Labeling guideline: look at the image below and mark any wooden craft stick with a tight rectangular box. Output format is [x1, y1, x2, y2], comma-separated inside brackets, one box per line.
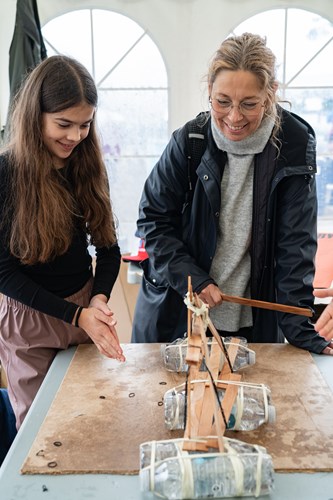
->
[187, 276, 193, 339]
[220, 292, 313, 317]
[207, 317, 234, 373]
[198, 317, 225, 452]
[185, 276, 193, 440]
[197, 342, 224, 436]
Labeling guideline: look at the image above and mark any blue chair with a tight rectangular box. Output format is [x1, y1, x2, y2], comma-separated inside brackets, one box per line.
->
[0, 388, 17, 465]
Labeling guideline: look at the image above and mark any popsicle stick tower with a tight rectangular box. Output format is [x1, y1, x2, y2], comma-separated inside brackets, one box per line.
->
[182, 277, 242, 453]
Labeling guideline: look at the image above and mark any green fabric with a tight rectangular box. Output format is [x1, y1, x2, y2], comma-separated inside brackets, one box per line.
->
[8, 0, 47, 101]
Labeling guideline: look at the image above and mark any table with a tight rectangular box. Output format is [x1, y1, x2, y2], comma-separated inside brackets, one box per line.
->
[1, 346, 333, 500]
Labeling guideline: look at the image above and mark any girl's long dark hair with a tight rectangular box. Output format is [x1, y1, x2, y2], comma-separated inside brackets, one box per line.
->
[3, 55, 117, 265]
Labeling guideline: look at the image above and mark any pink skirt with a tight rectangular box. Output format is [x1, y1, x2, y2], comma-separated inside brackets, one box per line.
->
[0, 279, 93, 429]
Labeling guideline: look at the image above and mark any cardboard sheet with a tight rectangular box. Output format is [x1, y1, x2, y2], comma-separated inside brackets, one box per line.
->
[225, 344, 333, 472]
[21, 343, 333, 474]
[21, 344, 183, 475]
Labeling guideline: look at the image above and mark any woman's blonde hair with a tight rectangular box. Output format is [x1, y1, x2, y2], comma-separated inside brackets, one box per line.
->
[207, 32, 281, 146]
[3, 55, 117, 265]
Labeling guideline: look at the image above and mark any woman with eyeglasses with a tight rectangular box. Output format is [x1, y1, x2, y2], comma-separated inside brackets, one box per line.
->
[132, 32, 332, 356]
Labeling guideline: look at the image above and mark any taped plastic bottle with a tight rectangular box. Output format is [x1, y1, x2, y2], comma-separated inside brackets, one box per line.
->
[164, 382, 276, 431]
[140, 437, 274, 499]
[161, 336, 255, 373]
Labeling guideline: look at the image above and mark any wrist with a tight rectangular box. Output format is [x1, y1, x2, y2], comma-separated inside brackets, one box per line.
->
[73, 306, 84, 327]
[90, 294, 109, 306]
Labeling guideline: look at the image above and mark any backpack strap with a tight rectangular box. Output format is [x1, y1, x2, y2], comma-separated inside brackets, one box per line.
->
[184, 112, 209, 199]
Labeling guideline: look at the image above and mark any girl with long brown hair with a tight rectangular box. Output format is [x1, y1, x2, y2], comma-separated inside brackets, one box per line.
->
[0, 55, 125, 429]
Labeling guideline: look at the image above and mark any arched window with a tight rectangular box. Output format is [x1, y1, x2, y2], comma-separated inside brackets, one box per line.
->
[232, 8, 333, 225]
[42, 9, 168, 252]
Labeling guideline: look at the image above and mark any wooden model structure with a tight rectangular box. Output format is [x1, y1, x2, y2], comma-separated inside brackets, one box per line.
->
[181, 276, 312, 453]
[137, 278, 284, 498]
[181, 277, 243, 453]
[138, 276, 315, 499]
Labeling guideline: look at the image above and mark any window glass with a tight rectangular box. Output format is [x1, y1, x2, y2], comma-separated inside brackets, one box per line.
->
[42, 10, 93, 71]
[98, 90, 168, 157]
[42, 9, 168, 252]
[285, 10, 333, 85]
[100, 35, 167, 88]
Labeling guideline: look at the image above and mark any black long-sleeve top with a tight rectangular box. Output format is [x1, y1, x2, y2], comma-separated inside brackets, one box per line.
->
[0, 154, 121, 324]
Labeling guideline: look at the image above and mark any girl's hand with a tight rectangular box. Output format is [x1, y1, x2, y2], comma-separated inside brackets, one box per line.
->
[78, 304, 125, 362]
[89, 294, 115, 317]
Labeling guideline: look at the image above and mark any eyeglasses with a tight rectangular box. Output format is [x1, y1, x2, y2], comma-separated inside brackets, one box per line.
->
[209, 97, 265, 116]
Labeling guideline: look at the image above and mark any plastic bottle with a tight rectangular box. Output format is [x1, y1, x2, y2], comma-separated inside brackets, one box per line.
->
[224, 336, 256, 371]
[140, 437, 274, 499]
[164, 383, 276, 431]
[160, 337, 255, 373]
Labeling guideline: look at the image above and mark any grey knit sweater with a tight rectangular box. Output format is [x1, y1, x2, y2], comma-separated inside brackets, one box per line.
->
[209, 115, 275, 331]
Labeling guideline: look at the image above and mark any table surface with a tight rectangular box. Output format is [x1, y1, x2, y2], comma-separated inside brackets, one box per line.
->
[1, 346, 333, 500]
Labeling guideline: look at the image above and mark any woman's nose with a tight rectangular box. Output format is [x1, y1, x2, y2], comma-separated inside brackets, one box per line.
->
[227, 105, 243, 120]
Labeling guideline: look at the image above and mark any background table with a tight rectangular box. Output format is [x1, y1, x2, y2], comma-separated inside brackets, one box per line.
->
[1, 346, 333, 500]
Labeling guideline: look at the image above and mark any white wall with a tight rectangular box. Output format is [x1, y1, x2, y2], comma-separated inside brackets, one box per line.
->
[1, 0, 333, 133]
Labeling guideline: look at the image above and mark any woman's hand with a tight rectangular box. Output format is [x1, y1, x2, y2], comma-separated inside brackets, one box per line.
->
[313, 288, 333, 341]
[77, 295, 125, 361]
[321, 342, 333, 355]
[198, 284, 223, 308]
